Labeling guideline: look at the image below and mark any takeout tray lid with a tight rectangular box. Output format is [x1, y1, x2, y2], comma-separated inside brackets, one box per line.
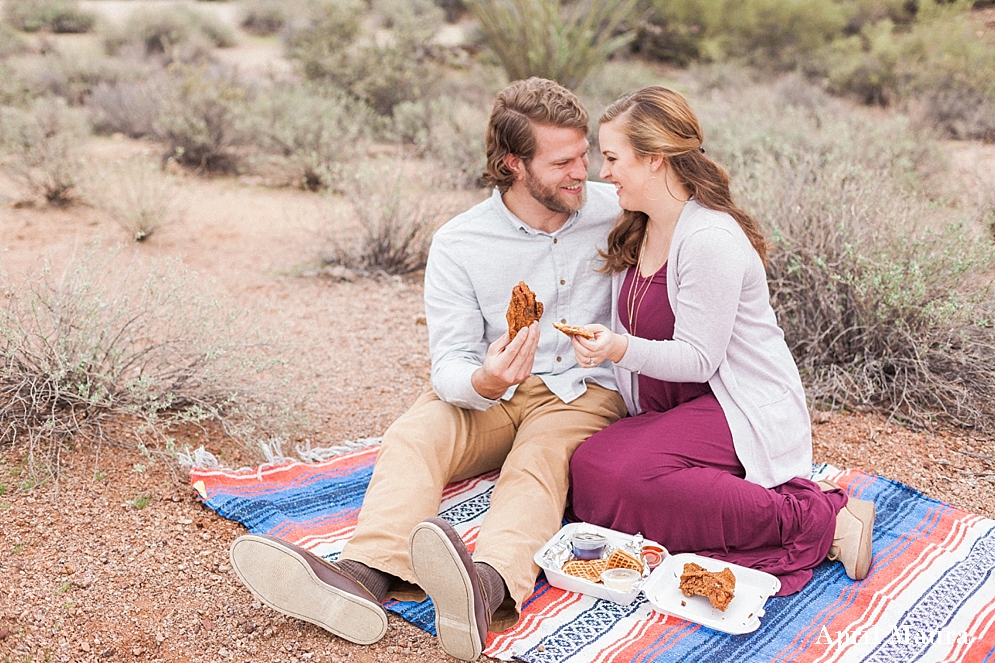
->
[534, 522, 663, 606]
[641, 553, 781, 635]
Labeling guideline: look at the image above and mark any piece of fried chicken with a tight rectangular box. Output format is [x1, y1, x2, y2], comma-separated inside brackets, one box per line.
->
[679, 562, 736, 612]
[506, 281, 543, 339]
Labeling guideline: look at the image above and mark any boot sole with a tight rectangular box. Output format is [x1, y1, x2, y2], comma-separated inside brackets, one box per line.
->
[409, 521, 482, 662]
[848, 499, 876, 580]
[230, 535, 387, 645]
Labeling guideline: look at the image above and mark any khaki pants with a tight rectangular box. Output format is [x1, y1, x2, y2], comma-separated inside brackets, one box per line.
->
[340, 376, 626, 631]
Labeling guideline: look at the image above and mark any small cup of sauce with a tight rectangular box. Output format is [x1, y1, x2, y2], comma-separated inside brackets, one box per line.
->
[600, 568, 641, 592]
[571, 532, 607, 560]
[642, 545, 665, 570]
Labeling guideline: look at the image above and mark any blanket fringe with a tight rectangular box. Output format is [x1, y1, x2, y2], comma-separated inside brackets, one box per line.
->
[296, 437, 382, 462]
[180, 437, 383, 471]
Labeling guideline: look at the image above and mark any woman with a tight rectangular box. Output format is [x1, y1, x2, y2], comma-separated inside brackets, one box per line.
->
[568, 86, 875, 593]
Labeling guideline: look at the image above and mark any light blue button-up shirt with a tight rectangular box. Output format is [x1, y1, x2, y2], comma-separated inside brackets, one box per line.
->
[425, 181, 620, 410]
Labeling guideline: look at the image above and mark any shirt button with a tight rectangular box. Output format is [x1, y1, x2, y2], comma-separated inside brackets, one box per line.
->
[553, 238, 558, 244]
[560, 279, 565, 285]
[560, 318, 566, 323]
[556, 356, 562, 362]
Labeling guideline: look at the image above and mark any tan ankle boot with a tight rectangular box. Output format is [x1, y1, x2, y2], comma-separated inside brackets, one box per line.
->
[827, 498, 876, 580]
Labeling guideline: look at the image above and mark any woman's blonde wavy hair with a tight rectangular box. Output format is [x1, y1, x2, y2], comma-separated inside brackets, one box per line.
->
[599, 86, 767, 273]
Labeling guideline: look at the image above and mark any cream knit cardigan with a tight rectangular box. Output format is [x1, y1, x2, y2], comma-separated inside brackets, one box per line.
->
[610, 200, 812, 488]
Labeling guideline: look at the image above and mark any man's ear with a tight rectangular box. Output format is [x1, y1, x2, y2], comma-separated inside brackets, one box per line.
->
[504, 154, 524, 180]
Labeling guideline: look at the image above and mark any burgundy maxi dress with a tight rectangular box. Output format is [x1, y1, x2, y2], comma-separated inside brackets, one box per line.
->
[569, 263, 846, 594]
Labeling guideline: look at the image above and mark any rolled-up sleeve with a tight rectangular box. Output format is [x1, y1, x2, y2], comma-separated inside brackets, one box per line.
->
[425, 234, 499, 410]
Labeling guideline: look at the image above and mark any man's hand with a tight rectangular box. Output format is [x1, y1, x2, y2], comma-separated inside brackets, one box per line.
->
[471, 322, 539, 400]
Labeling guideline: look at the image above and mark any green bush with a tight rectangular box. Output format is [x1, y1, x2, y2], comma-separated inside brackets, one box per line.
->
[250, 82, 374, 190]
[824, 4, 995, 140]
[103, 6, 237, 59]
[690, 74, 995, 431]
[287, 0, 442, 116]
[637, 0, 849, 69]
[4, 0, 96, 33]
[466, 0, 638, 88]
[0, 96, 88, 205]
[155, 64, 250, 172]
[239, 0, 287, 35]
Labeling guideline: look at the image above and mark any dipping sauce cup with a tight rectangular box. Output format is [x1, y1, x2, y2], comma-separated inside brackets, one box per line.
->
[571, 532, 607, 560]
[600, 568, 641, 592]
[642, 545, 665, 570]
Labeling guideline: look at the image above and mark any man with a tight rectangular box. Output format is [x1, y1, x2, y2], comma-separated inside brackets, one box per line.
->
[229, 78, 627, 662]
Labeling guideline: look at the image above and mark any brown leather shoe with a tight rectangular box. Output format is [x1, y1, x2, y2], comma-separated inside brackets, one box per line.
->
[229, 534, 388, 645]
[409, 518, 489, 662]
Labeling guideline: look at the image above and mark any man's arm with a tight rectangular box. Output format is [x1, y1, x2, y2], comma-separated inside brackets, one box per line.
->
[425, 234, 539, 409]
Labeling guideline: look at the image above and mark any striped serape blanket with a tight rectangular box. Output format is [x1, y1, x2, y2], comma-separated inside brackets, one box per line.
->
[189, 443, 995, 662]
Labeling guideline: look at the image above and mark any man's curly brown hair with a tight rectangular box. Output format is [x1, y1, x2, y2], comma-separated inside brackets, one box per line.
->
[483, 78, 589, 192]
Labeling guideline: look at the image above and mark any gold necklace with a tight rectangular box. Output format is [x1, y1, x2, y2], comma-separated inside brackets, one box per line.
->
[626, 231, 654, 337]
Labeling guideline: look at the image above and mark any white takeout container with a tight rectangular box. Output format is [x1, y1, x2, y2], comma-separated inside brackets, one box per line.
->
[641, 552, 781, 635]
[537, 525, 781, 633]
[534, 522, 664, 606]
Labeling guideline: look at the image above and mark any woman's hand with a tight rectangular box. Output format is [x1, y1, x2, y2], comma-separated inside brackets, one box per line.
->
[570, 324, 628, 368]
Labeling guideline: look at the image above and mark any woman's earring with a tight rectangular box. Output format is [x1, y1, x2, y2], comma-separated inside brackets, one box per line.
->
[642, 175, 663, 202]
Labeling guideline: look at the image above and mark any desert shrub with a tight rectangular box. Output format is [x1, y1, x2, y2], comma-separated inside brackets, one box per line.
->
[239, 0, 286, 35]
[84, 155, 180, 241]
[87, 71, 169, 138]
[434, 0, 466, 22]
[391, 95, 488, 189]
[635, 0, 850, 69]
[4, 0, 95, 33]
[249, 82, 374, 190]
[0, 62, 38, 107]
[0, 245, 298, 476]
[11, 51, 152, 106]
[321, 160, 450, 275]
[0, 96, 88, 205]
[0, 23, 30, 58]
[691, 76, 995, 432]
[155, 64, 250, 172]
[824, 5, 995, 139]
[103, 5, 236, 60]
[465, 0, 638, 89]
[286, 0, 442, 116]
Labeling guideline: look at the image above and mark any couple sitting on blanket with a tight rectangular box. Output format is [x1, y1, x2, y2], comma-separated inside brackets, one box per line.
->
[229, 78, 876, 661]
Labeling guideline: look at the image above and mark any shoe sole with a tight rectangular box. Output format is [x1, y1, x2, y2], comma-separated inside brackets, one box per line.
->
[409, 521, 482, 662]
[230, 535, 387, 645]
[848, 499, 876, 580]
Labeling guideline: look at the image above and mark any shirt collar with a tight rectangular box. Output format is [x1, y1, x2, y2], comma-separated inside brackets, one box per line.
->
[491, 187, 580, 237]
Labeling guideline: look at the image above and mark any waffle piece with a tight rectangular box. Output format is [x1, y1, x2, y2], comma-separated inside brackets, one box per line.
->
[552, 321, 595, 339]
[606, 549, 644, 573]
[561, 558, 609, 582]
[678, 562, 736, 612]
[506, 281, 543, 339]
[562, 560, 600, 582]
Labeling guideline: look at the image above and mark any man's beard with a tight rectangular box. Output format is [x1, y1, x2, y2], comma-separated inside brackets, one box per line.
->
[524, 165, 586, 214]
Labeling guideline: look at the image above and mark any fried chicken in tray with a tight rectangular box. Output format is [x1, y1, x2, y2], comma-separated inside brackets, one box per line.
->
[679, 562, 736, 611]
